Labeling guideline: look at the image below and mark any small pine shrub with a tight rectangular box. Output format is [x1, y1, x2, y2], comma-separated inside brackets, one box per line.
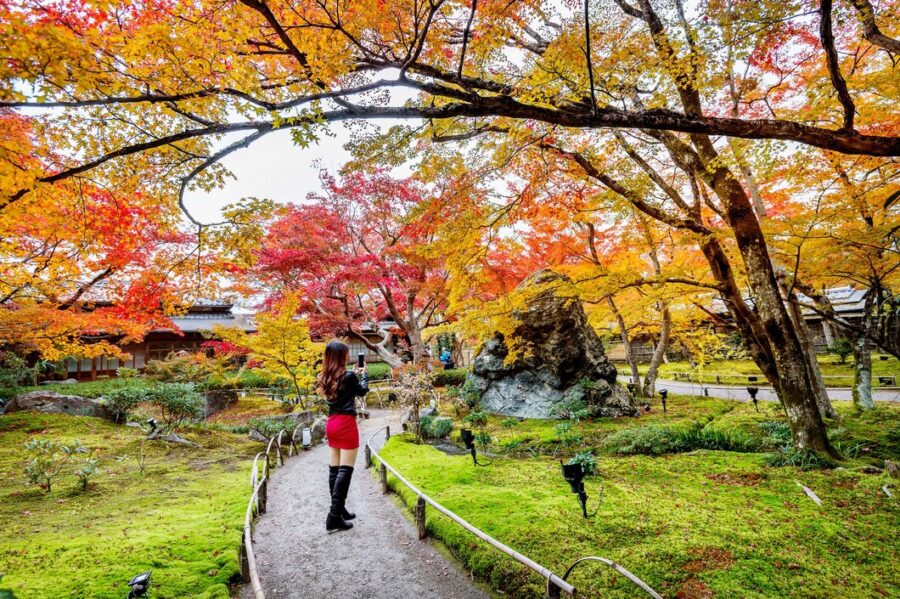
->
[151, 383, 205, 429]
[24, 438, 86, 493]
[103, 387, 151, 423]
[501, 417, 520, 428]
[74, 457, 100, 491]
[474, 431, 493, 449]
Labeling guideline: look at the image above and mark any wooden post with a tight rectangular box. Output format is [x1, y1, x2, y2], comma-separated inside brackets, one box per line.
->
[364, 445, 372, 469]
[239, 535, 250, 582]
[259, 479, 268, 514]
[416, 496, 427, 540]
[385, 425, 391, 441]
[380, 463, 389, 494]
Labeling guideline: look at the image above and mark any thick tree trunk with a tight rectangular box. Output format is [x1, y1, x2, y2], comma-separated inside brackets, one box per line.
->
[853, 292, 876, 411]
[714, 175, 835, 455]
[779, 276, 836, 419]
[642, 304, 671, 397]
[852, 334, 874, 410]
[608, 297, 642, 394]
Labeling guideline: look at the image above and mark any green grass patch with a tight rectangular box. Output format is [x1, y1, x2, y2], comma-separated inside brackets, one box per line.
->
[0, 412, 257, 598]
[378, 431, 900, 598]
[622, 356, 900, 388]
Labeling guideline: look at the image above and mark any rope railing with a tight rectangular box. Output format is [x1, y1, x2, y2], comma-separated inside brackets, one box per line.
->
[666, 371, 897, 387]
[240, 423, 305, 599]
[365, 425, 662, 599]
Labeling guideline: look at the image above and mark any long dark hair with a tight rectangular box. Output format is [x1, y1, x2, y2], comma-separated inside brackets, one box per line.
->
[317, 340, 349, 400]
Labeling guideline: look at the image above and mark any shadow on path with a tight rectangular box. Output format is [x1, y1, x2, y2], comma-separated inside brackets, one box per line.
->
[238, 410, 489, 599]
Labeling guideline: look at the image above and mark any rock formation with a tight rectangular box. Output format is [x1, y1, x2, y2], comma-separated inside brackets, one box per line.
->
[467, 270, 636, 419]
[3, 390, 113, 420]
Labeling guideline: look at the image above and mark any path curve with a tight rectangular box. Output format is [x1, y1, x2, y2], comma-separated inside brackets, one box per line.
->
[238, 410, 489, 599]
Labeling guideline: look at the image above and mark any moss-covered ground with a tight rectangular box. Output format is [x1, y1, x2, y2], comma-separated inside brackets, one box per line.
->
[378, 396, 900, 598]
[624, 355, 900, 387]
[0, 411, 258, 598]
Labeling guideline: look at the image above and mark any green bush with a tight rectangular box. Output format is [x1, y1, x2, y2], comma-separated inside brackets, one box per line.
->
[151, 383, 205, 428]
[116, 367, 139, 379]
[74, 456, 100, 491]
[765, 447, 833, 470]
[463, 410, 488, 427]
[827, 338, 853, 364]
[501, 417, 520, 428]
[673, 427, 759, 452]
[24, 438, 86, 493]
[759, 421, 792, 446]
[247, 417, 295, 440]
[554, 421, 584, 447]
[474, 431, 493, 449]
[431, 368, 468, 387]
[0, 352, 31, 389]
[567, 450, 598, 476]
[428, 416, 453, 439]
[602, 425, 683, 455]
[365, 362, 392, 381]
[102, 386, 152, 423]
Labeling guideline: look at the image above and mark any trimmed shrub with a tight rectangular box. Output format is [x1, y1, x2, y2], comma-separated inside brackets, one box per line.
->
[431, 368, 468, 387]
[602, 426, 684, 455]
[102, 387, 152, 423]
[501, 417, 520, 428]
[365, 362, 392, 381]
[151, 383, 204, 429]
[429, 417, 454, 439]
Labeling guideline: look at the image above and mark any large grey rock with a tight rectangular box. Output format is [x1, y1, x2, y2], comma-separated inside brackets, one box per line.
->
[311, 417, 327, 445]
[4, 390, 113, 420]
[467, 270, 636, 419]
[202, 389, 238, 418]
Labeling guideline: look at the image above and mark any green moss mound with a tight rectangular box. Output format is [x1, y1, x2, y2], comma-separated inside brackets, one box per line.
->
[377, 397, 900, 598]
[0, 412, 256, 598]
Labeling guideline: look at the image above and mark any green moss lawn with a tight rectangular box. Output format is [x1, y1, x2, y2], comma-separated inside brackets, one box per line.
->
[624, 355, 899, 387]
[0, 412, 258, 598]
[378, 397, 900, 598]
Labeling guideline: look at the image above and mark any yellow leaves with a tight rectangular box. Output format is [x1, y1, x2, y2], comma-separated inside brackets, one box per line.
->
[213, 293, 321, 392]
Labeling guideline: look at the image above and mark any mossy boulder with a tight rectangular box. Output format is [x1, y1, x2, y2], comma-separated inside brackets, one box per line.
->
[467, 270, 636, 418]
[4, 390, 113, 420]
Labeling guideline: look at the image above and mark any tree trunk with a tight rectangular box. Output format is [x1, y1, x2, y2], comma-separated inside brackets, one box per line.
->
[608, 297, 642, 395]
[778, 275, 836, 419]
[852, 334, 874, 411]
[642, 304, 671, 397]
[714, 175, 835, 455]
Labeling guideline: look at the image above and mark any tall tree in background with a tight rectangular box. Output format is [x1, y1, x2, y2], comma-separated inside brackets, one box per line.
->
[250, 170, 452, 367]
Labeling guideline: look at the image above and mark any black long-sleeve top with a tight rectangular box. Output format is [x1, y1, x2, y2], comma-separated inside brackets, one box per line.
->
[326, 371, 369, 416]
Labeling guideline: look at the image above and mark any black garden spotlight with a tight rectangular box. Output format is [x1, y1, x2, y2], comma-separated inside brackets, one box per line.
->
[659, 389, 668, 413]
[747, 386, 759, 412]
[459, 428, 485, 466]
[143, 418, 157, 435]
[126, 571, 151, 598]
[626, 382, 636, 398]
[560, 462, 598, 518]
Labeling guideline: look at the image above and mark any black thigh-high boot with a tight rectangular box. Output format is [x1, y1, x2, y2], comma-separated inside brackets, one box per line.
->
[328, 465, 355, 520]
[326, 466, 355, 532]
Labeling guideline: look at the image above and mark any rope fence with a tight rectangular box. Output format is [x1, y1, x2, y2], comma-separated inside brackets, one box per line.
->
[365, 425, 662, 599]
[239, 423, 307, 599]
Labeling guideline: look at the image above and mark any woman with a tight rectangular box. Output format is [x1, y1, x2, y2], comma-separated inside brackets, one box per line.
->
[317, 340, 368, 532]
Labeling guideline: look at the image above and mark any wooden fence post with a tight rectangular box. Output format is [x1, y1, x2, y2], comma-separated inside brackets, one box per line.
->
[385, 425, 391, 441]
[259, 479, 268, 514]
[364, 445, 372, 469]
[380, 463, 389, 494]
[416, 496, 427, 540]
[239, 534, 250, 582]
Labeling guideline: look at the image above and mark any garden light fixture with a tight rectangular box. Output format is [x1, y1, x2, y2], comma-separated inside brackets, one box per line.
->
[659, 389, 668, 413]
[301, 427, 312, 450]
[145, 418, 157, 434]
[126, 571, 151, 598]
[626, 382, 636, 398]
[747, 387, 759, 412]
[560, 462, 597, 518]
[459, 428, 484, 466]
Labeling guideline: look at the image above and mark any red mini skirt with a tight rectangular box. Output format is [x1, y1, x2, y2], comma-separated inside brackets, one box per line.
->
[326, 414, 359, 449]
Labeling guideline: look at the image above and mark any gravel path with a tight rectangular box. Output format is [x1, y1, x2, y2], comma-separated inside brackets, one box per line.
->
[237, 410, 489, 599]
